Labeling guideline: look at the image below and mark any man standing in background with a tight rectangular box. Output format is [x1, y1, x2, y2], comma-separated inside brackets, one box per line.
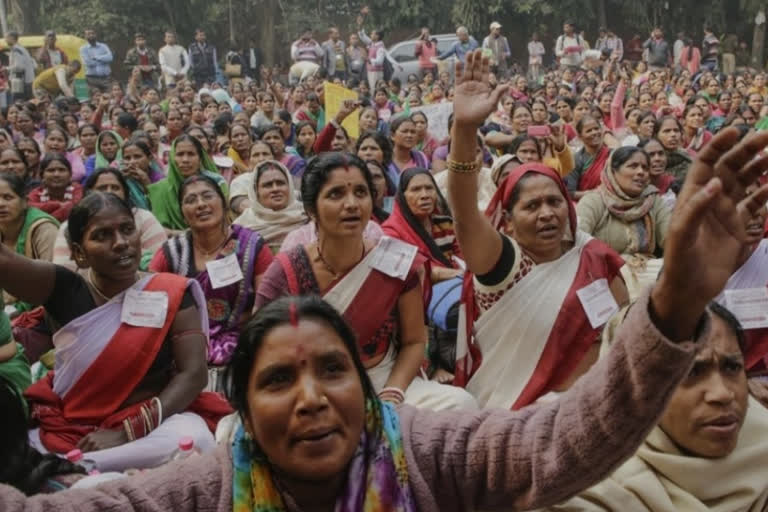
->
[159, 31, 189, 90]
[124, 33, 159, 89]
[36, 31, 69, 70]
[643, 27, 671, 70]
[322, 27, 348, 82]
[7, 31, 35, 101]
[482, 22, 511, 78]
[527, 33, 545, 82]
[555, 21, 587, 69]
[80, 28, 113, 94]
[188, 28, 218, 88]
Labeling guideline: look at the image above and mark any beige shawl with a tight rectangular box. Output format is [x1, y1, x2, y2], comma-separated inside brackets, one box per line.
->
[232, 160, 307, 251]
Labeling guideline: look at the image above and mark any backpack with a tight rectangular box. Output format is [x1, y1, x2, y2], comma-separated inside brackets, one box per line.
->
[383, 51, 395, 81]
[427, 276, 463, 373]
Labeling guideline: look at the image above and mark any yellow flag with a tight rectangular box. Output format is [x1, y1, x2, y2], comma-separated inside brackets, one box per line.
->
[324, 82, 360, 139]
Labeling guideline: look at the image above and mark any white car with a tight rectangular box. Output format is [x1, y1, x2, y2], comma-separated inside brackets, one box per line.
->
[386, 34, 459, 84]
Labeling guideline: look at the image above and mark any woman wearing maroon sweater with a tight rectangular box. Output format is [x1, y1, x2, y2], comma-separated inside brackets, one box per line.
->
[3, 51, 768, 512]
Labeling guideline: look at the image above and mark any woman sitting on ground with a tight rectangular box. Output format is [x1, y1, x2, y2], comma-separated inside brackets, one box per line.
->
[83, 131, 123, 182]
[565, 115, 613, 200]
[52, 168, 166, 272]
[576, 147, 671, 299]
[549, 301, 768, 511]
[26, 153, 83, 223]
[0, 192, 232, 472]
[233, 160, 307, 253]
[149, 134, 228, 232]
[655, 115, 693, 186]
[256, 152, 477, 411]
[151, 175, 273, 390]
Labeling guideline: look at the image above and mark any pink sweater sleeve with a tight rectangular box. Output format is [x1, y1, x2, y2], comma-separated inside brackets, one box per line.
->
[0, 446, 233, 512]
[610, 80, 627, 133]
[399, 287, 702, 512]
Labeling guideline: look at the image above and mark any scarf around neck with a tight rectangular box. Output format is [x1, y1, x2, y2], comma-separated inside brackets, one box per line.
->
[94, 130, 124, 170]
[232, 399, 415, 512]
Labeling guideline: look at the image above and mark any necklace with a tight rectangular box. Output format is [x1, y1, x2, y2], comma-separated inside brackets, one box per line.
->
[316, 242, 366, 279]
[193, 229, 229, 257]
[88, 269, 139, 302]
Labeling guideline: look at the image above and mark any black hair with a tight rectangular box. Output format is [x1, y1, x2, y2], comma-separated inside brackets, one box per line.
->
[654, 115, 683, 138]
[555, 95, 575, 109]
[178, 174, 227, 211]
[355, 130, 393, 167]
[638, 137, 664, 151]
[44, 125, 69, 143]
[228, 122, 253, 141]
[0, 172, 26, 197]
[255, 161, 290, 189]
[175, 133, 207, 160]
[257, 123, 281, 140]
[250, 139, 275, 158]
[116, 112, 138, 132]
[364, 158, 395, 197]
[67, 192, 133, 246]
[276, 110, 292, 125]
[83, 167, 133, 208]
[0, 147, 29, 171]
[637, 110, 656, 127]
[16, 137, 41, 160]
[300, 152, 374, 217]
[707, 301, 746, 353]
[508, 134, 543, 161]
[0, 376, 86, 495]
[388, 114, 416, 139]
[213, 112, 234, 136]
[39, 152, 72, 176]
[610, 146, 648, 171]
[224, 295, 375, 425]
[575, 114, 599, 135]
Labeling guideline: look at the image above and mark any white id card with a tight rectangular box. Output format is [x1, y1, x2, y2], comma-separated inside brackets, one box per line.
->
[725, 288, 768, 329]
[369, 236, 418, 281]
[576, 278, 619, 328]
[206, 253, 244, 289]
[121, 288, 169, 328]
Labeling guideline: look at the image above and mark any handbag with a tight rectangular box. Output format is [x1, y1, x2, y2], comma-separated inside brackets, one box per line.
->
[224, 63, 242, 77]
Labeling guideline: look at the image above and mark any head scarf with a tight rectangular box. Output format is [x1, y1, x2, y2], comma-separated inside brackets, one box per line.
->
[232, 160, 307, 247]
[485, 162, 577, 236]
[148, 138, 228, 230]
[490, 154, 522, 187]
[94, 130, 124, 169]
[211, 89, 237, 110]
[598, 154, 658, 254]
[232, 399, 415, 512]
[382, 167, 454, 268]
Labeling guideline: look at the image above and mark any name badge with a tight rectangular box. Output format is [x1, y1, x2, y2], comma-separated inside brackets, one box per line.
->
[121, 289, 168, 328]
[206, 253, 244, 289]
[725, 288, 768, 329]
[576, 278, 619, 329]
[369, 236, 418, 281]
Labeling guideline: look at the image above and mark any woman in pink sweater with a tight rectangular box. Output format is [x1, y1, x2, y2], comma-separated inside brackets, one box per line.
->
[3, 52, 768, 512]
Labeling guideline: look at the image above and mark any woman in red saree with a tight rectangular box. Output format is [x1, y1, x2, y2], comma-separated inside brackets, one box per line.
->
[0, 192, 231, 472]
[255, 152, 476, 411]
[565, 115, 612, 201]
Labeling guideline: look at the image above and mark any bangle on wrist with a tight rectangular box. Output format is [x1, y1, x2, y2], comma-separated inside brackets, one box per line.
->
[378, 386, 405, 404]
[447, 158, 481, 174]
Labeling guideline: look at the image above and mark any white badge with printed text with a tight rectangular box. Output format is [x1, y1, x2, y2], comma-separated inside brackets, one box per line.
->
[206, 253, 244, 289]
[369, 236, 418, 281]
[576, 278, 619, 329]
[121, 288, 169, 328]
[725, 288, 768, 329]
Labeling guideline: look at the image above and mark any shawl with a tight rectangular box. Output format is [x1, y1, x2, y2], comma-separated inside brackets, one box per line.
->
[232, 399, 416, 512]
[382, 168, 455, 269]
[94, 131, 124, 171]
[577, 144, 611, 192]
[665, 148, 693, 183]
[597, 159, 658, 255]
[232, 161, 307, 250]
[552, 397, 768, 511]
[148, 138, 228, 230]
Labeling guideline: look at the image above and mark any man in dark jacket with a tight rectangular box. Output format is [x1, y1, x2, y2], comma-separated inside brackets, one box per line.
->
[188, 28, 218, 88]
[124, 33, 160, 88]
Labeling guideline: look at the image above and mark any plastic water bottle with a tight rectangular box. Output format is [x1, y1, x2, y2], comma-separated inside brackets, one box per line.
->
[66, 449, 98, 474]
[171, 436, 199, 461]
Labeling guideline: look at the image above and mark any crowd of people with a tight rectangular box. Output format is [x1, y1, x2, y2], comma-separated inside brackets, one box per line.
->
[1, 14, 768, 511]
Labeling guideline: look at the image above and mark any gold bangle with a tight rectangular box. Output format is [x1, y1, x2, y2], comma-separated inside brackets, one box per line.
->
[447, 159, 481, 174]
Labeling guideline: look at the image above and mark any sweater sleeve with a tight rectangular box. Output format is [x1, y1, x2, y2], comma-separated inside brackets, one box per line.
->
[0, 447, 233, 512]
[575, 191, 605, 235]
[313, 122, 338, 153]
[399, 287, 701, 512]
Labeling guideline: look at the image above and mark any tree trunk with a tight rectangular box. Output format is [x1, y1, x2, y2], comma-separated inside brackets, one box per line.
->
[258, 0, 278, 66]
[9, 0, 41, 33]
[753, 11, 765, 70]
[596, 0, 607, 30]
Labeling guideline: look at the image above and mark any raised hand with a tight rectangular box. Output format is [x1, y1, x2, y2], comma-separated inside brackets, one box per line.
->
[452, 50, 508, 128]
[651, 128, 768, 340]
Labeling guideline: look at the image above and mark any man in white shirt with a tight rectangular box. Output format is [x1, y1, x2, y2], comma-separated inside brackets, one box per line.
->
[555, 21, 587, 70]
[7, 31, 36, 101]
[159, 31, 190, 89]
[673, 32, 685, 72]
[527, 33, 545, 81]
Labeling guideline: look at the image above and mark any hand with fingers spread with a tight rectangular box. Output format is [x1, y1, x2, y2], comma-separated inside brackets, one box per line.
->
[650, 128, 768, 341]
[452, 50, 509, 128]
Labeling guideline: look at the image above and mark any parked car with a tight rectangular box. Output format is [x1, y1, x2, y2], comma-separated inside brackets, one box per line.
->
[386, 34, 459, 84]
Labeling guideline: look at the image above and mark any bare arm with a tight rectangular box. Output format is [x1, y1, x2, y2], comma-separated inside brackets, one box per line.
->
[483, 130, 516, 149]
[0, 243, 56, 307]
[447, 51, 508, 276]
[385, 283, 426, 392]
